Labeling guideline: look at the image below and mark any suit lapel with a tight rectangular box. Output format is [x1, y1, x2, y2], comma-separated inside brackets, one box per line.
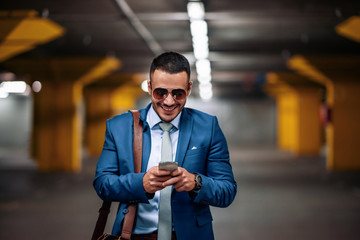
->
[175, 108, 193, 167]
[139, 105, 151, 173]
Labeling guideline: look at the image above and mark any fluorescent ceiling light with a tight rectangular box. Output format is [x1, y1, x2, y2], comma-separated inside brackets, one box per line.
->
[190, 20, 208, 37]
[0, 88, 9, 98]
[196, 59, 211, 75]
[187, 2, 205, 20]
[199, 88, 213, 101]
[187, 1, 213, 100]
[197, 75, 212, 83]
[194, 45, 209, 59]
[0, 81, 27, 93]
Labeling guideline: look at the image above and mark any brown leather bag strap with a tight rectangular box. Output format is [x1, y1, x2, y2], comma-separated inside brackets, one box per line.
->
[121, 110, 143, 240]
[91, 201, 111, 240]
[130, 110, 143, 173]
[92, 110, 143, 240]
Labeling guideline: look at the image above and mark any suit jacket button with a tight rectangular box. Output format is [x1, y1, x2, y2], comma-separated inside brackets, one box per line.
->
[123, 208, 129, 214]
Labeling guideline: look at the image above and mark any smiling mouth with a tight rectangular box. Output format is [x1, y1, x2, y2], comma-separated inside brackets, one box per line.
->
[161, 105, 177, 112]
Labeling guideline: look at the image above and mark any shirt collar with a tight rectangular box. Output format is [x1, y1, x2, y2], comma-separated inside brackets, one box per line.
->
[147, 104, 181, 131]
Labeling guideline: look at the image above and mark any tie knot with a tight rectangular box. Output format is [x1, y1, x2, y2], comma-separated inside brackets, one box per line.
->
[159, 122, 173, 132]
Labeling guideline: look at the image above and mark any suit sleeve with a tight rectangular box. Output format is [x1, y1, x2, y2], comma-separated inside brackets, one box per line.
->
[93, 118, 149, 203]
[193, 116, 237, 207]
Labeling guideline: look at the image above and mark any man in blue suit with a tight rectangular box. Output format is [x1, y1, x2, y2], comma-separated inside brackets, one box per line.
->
[94, 52, 237, 240]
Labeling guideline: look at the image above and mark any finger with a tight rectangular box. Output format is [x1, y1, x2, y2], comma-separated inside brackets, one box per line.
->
[162, 176, 180, 187]
[173, 182, 185, 191]
[156, 175, 172, 182]
[171, 167, 186, 177]
[170, 169, 180, 177]
[174, 185, 186, 192]
[148, 167, 170, 176]
[147, 180, 167, 192]
[157, 169, 172, 176]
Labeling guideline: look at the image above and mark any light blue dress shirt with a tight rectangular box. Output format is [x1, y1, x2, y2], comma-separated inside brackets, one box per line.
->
[133, 105, 181, 234]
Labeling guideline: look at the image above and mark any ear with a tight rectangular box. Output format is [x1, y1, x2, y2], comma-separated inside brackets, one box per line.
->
[187, 81, 193, 96]
[147, 80, 151, 95]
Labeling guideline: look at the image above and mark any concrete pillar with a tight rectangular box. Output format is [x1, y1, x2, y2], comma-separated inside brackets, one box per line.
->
[295, 87, 323, 155]
[5, 57, 120, 172]
[276, 91, 298, 152]
[84, 74, 144, 156]
[84, 88, 112, 157]
[288, 55, 360, 171]
[265, 73, 323, 155]
[33, 81, 82, 171]
[326, 81, 360, 170]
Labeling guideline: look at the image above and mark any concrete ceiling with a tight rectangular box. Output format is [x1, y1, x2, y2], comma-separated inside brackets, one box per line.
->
[1, 0, 360, 99]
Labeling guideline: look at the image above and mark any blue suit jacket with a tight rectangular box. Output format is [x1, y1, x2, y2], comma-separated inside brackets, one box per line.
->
[93, 104, 237, 240]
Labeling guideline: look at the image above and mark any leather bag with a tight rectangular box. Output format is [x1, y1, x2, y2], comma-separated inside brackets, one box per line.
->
[91, 110, 143, 240]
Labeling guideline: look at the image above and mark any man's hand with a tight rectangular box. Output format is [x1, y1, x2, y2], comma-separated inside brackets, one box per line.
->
[163, 167, 196, 192]
[143, 166, 172, 193]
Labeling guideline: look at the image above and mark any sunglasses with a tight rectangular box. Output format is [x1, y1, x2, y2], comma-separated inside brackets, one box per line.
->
[152, 88, 187, 101]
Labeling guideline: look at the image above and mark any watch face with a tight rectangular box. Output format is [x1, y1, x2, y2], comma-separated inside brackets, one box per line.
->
[196, 174, 202, 183]
[194, 174, 202, 190]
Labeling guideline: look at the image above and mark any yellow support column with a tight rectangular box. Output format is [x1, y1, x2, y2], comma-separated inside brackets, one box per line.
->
[276, 91, 298, 151]
[265, 73, 323, 155]
[84, 88, 112, 157]
[6, 57, 121, 172]
[288, 55, 360, 171]
[326, 81, 360, 170]
[111, 83, 144, 115]
[84, 74, 144, 156]
[295, 87, 323, 155]
[33, 81, 81, 171]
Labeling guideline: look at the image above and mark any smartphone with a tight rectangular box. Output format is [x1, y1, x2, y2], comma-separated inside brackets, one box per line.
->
[159, 161, 178, 172]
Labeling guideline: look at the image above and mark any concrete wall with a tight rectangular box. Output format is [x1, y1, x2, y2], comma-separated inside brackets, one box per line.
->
[0, 95, 32, 148]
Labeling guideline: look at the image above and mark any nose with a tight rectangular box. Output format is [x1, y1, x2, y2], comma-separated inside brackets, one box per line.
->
[163, 91, 175, 105]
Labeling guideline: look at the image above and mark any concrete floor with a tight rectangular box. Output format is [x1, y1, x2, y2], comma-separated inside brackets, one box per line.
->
[1, 145, 360, 240]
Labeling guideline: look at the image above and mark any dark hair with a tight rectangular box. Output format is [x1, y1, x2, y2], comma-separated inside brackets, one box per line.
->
[150, 52, 190, 81]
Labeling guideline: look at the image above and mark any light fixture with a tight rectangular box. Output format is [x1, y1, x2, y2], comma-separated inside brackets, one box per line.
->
[141, 80, 149, 92]
[187, 1, 205, 20]
[0, 88, 9, 99]
[190, 20, 208, 37]
[32, 81, 42, 93]
[0, 81, 27, 93]
[187, 1, 213, 101]
[196, 59, 211, 75]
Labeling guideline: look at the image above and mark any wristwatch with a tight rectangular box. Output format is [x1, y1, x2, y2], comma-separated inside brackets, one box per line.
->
[193, 173, 202, 191]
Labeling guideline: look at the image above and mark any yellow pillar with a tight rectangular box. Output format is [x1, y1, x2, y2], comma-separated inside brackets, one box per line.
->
[326, 81, 360, 170]
[265, 73, 323, 155]
[288, 55, 360, 171]
[84, 74, 144, 156]
[33, 81, 81, 171]
[84, 88, 112, 157]
[5, 57, 121, 172]
[275, 91, 298, 151]
[295, 87, 323, 155]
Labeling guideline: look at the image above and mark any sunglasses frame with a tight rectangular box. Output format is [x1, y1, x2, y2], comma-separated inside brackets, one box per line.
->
[151, 87, 188, 101]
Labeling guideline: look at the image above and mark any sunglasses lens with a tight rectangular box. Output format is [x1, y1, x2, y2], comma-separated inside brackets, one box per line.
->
[172, 89, 186, 100]
[153, 88, 186, 100]
[153, 88, 168, 100]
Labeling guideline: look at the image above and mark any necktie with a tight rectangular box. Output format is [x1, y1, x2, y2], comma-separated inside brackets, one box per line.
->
[158, 122, 173, 240]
